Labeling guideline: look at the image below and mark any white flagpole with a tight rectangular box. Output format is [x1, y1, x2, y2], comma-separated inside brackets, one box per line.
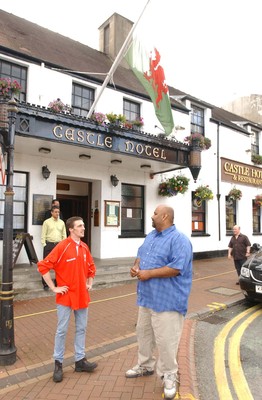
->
[87, 0, 151, 119]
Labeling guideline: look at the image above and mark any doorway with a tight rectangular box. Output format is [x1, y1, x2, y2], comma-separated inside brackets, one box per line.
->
[57, 194, 91, 246]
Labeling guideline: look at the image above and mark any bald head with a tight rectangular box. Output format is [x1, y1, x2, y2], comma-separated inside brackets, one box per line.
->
[233, 225, 240, 236]
[152, 204, 174, 231]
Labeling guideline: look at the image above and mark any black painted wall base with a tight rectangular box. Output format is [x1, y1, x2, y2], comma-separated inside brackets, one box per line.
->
[193, 249, 228, 260]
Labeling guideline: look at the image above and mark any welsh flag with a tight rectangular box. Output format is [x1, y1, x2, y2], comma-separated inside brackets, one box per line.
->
[125, 39, 174, 135]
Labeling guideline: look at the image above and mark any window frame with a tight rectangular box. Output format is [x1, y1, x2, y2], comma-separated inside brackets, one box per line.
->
[191, 104, 204, 135]
[226, 196, 237, 235]
[252, 199, 261, 234]
[123, 99, 141, 122]
[251, 130, 259, 155]
[120, 183, 145, 238]
[0, 171, 28, 239]
[71, 83, 95, 117]
[192, 193, 206, 235]
[0, 59, 27, 102]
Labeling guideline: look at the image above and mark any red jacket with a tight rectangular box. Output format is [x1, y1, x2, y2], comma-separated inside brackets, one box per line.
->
[38, 236, 96, 310]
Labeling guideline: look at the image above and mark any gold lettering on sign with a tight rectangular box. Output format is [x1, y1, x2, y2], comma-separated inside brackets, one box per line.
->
[153, 148, 159, 158]
[145, 145, 152, 156]
[222, 158, 262, 188]
[53, 125, 63, 138]
[77, 131, 84, 142]
[97, 134, 104, 147]
[160, 149, 167, 160]
[136, 144, 144, 155]
[86, 132, 95, 144]
[52, 125, 168, 161]
[65, 129, 74, 141]
[105, 136, 112, 148]
[125, 141, 135, 153]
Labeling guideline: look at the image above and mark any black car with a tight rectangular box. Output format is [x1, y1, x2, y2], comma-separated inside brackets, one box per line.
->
[239, 243, 262, 302]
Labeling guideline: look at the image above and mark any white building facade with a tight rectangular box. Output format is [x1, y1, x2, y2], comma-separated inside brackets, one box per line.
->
[0, 10, 262, 265]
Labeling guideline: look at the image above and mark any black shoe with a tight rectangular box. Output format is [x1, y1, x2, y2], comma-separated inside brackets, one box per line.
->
[75, 357, 97, 372]
[53, 360, 63, 382]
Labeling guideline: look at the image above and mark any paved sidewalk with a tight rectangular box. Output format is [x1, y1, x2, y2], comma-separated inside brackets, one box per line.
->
[0, 257, 244, 399]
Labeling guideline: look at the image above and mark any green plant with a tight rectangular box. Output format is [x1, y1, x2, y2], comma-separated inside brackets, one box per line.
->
[228, 187, 242, 201]
[0, 77, 21, 97]
[194, 185, 213, 201]
[158, 175, 190, 197]
[106, 112, 118, 123]
[106, 112, 126, 125]
[184, 133, 212, 150]
[117, 114, 126, 123]
[132, 117, 144, 127]
[251, 153, 262, 165]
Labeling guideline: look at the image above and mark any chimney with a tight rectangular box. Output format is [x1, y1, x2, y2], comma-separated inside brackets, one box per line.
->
[98, 13, 133, 67]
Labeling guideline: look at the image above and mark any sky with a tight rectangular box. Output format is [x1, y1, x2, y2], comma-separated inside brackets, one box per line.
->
[0, 0, 261, 107]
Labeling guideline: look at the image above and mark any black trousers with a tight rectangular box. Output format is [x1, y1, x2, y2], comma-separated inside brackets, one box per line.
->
[234, 258, 246, 277]
[42, 242, 58, 288]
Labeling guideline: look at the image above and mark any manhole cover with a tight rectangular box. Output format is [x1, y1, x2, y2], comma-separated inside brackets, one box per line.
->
[201, 314, 229, 325]
[209, 287, 240, 296]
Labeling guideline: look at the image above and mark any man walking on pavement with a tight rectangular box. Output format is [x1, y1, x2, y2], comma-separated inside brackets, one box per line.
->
[228, 225, 251, 284]
[125, 204, 193, 399]
[41, 205, 67, 290]
[38, 216, 97, 383]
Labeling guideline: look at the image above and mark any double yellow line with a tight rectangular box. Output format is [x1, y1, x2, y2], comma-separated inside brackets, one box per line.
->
[214, 304, 262, 399]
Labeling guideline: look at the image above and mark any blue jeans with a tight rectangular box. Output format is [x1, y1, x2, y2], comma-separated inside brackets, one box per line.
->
[53, 304, 88, 363]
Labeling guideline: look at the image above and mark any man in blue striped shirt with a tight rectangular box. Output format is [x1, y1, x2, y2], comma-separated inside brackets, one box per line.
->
[125, 204, 193, 399]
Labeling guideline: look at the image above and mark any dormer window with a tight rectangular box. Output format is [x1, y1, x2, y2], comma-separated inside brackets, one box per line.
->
[251, 129, 259, 155]
[191, 105, 204, 135]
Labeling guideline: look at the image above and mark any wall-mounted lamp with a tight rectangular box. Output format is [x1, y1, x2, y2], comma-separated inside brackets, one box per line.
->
[111, 159, 122, 164]
[42, 165, 51, 180]
[140, 164, 151, 169]
[79, 154, 91, 160]
[39, 147, 51, 154]
[245, 149, 251, 153]
[111, 174, 119, 187]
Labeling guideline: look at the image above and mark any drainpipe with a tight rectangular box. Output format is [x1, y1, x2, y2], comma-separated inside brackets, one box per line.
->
[216, 123, 221, 241]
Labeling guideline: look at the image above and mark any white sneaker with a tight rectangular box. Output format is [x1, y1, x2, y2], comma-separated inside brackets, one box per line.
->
[163, 373, 177, 399]
[125, 364, 154, 378]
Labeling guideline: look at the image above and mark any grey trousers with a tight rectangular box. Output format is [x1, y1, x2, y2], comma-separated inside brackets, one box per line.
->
[136, 306, 184, 377]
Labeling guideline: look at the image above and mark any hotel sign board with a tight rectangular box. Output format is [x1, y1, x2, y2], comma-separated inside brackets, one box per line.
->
[221, 158, 262, 188]
[16, 112, 189, 166]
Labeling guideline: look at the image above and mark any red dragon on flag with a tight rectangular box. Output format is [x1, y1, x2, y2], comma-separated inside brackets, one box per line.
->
[143, 48, 169, 108]
[126, 40, 174, 135]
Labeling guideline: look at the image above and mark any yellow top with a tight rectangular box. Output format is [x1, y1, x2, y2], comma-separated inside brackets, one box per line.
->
[41, 217, 66, 246]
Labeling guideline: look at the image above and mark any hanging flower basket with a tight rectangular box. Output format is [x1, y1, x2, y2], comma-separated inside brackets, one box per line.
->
[132, 117, 144, 130]
[0, 78, 21, 130]
[255, 194, 262, 206]
[158, 175, 190, 197]
[0, 77, 21, 98]
[106, 112, 126, 126]
[90, 112, 106, 125]
[194, 185, 214, 202]
[228, 187, 242, 201]
[48, 98, 70, 113]
[184, 133, 212, 150]
[251, 154, 262, 165]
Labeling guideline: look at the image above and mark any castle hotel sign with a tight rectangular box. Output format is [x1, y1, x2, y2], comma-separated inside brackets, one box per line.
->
[221, 158, 262, 188]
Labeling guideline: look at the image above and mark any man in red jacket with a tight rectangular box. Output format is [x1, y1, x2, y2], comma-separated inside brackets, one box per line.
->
[38, 216, 97, 383]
